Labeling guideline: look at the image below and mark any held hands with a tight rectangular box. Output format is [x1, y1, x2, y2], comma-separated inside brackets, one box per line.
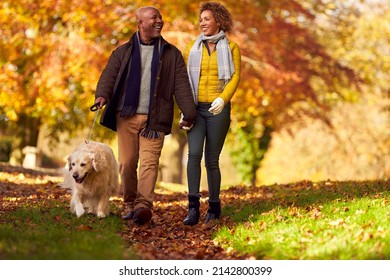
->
[209, 97, 225, 115]
[179, 114, 193, 131]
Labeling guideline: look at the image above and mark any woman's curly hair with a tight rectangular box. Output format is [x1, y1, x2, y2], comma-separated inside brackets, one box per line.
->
[200, 2, 233, 33]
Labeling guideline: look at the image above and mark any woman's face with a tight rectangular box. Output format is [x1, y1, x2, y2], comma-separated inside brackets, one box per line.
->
[199, 10, 220, 36]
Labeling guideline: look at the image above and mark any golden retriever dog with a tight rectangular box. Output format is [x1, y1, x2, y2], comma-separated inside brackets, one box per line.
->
[63, 141, 119, 218]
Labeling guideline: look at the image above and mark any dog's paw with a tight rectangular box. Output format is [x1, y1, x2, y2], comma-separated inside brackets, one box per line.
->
[97, 211, 106, 218]
[75, 205, 85, 217]
[76, 210, 85, 217]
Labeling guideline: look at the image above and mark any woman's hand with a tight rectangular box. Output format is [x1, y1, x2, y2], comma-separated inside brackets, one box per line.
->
[179, 114, 194, 131]
[209, 97, 224, 115]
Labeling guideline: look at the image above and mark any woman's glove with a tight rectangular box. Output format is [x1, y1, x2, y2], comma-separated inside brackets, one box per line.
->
[209, 97, 225, 115]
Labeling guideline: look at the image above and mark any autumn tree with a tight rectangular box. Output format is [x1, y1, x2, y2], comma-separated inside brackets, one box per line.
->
[311, 0, 390, 179]
[219, 0, 362, 185]
[0, 0, 136, 158]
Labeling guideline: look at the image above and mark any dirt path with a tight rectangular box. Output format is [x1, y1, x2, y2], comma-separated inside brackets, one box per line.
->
[120, 191, 250, 260]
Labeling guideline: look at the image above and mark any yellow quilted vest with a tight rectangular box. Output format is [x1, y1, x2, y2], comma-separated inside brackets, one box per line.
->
[183, 40, 241, 103]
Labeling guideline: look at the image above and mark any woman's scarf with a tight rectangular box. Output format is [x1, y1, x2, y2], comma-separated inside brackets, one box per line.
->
[187, 30, 235, 103]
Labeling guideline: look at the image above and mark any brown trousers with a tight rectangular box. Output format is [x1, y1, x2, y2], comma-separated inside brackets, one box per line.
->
[116, 113, 165, 211]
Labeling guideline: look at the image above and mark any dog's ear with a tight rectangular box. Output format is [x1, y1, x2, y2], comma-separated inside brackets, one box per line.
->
[67, 156, 72, 171]
[89, 148, 109, 173]
[90, 153, 99, 172]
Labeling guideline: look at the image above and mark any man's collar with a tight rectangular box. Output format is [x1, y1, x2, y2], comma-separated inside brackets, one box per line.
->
[140, 38, 158, 45]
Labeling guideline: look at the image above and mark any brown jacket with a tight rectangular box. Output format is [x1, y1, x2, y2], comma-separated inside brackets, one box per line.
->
[95, 33, 196, 134]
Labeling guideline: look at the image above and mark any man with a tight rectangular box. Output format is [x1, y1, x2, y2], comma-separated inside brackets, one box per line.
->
[94, 6, 196, 225]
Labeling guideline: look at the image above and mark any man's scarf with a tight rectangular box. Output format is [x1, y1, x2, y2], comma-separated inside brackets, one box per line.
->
[121, 32, 162, 139]
[187, 30, 235, 103]
[121, 32, 160, 117]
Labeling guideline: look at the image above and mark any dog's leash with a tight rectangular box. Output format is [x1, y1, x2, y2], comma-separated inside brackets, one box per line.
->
[86, 103, 101, 143]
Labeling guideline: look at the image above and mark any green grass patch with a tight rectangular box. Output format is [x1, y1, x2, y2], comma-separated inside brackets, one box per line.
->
[0, 201, 139, 260]
[215, 181, 390, 259]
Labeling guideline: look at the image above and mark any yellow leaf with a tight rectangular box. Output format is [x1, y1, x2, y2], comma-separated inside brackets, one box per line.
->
[329, 219, 345, 227]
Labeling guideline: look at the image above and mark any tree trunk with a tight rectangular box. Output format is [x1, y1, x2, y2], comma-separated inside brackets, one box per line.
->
[17, 114, 41, 149]
[170, 132, 187, 184]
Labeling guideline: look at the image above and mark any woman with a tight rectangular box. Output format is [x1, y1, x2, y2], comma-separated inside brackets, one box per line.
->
[182, 2, 241, 225]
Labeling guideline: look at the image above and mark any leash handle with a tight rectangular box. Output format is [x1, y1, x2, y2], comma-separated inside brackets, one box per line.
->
[90, 103, 100, 112]
[86, 105, 101, 143]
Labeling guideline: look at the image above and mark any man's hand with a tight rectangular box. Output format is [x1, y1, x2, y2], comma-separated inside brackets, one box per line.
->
[180, 115, 194, 131]
[94, 97, 107, 109]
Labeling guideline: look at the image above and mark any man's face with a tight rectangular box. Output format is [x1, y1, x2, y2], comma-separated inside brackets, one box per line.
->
[138, 8, 164, 42]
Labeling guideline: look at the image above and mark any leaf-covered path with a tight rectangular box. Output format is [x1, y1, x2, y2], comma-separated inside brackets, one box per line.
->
[0, 164, 250, 260]
[122, 191, 250, 260]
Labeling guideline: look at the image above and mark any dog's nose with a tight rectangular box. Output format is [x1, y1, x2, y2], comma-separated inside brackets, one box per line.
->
[72, 173, 79, 179]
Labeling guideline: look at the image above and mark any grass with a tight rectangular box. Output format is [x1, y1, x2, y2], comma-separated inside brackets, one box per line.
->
[0, 200, 138, 260]
[214, 181, 390, 259]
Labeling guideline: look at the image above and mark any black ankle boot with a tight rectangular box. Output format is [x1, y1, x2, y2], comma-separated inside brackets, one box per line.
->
[205, 201, 221, 224]
[183, 196, 200, 226]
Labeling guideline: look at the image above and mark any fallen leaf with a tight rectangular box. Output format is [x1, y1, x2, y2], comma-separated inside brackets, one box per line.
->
[77, 225, 93, 231]
[329, 219, 345, 227]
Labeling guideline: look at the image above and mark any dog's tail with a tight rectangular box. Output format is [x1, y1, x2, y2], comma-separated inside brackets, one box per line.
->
[57, 181, 73, 189]
[58, 170, 73, 189]
[57, 182, 71, 189]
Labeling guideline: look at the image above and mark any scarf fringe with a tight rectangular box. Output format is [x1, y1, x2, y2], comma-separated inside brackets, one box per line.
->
[140, 128, 162, 139]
